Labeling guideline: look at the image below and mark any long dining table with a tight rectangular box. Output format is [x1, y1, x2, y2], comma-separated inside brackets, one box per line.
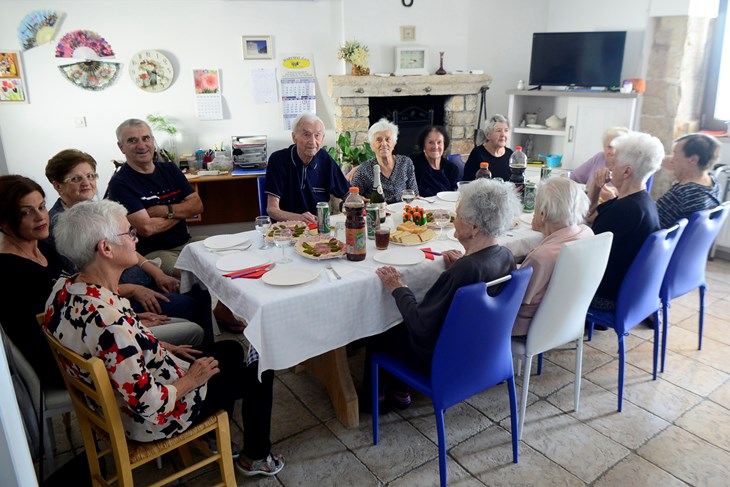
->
[176, 198, 543, 427]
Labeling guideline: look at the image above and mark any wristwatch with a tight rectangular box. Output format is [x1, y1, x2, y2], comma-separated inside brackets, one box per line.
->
[166, 204, 174, 219]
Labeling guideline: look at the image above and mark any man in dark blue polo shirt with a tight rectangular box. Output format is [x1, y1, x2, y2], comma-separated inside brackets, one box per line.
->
[265, 113, 350, 223]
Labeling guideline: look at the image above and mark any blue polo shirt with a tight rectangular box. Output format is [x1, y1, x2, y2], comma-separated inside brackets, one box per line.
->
[265, 145, 350, 216]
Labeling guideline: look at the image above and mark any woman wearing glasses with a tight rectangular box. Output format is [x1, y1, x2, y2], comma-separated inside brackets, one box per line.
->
[45, 149, 213, 346]
[0, 175, 65, 388]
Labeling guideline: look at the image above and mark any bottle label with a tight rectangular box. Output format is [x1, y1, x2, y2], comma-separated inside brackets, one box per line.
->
[346, 228, 366, 253]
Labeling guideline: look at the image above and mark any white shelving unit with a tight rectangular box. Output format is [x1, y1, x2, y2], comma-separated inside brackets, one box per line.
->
[507, 90, 639, 169]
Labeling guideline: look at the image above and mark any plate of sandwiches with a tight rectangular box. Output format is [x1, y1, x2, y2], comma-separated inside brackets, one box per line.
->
[389, 221, 437, 245]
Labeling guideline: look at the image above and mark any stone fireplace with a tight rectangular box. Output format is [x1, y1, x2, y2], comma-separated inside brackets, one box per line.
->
[327, 74, 492, 156]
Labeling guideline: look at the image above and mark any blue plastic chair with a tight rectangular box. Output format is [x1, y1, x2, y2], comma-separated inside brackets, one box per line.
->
[645, 174, 654, 193]
[447, 153, 466, 182]
[257, 176, 267, 216]
[586, 220, 686, 412]
[371, 267, 533, 487]
[660, 203, 730, 371]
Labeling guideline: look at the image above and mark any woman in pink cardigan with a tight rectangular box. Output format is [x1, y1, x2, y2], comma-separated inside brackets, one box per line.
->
[513, 177, 594, 336]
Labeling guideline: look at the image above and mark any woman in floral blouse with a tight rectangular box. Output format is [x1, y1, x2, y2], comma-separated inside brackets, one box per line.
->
[44, 199, 284, 477]
[352, 118, 419, 203]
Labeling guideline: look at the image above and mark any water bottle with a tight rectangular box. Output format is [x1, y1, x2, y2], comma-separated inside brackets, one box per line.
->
[344, 187, 366, 261]
[475, 162, 492, 179]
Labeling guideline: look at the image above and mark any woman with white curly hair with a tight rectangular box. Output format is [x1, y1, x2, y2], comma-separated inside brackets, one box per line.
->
[368, 178, 520, 410]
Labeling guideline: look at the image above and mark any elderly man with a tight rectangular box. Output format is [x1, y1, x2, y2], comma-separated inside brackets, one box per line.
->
[265, 112, 350, 223]
[107, 118, 203, 276]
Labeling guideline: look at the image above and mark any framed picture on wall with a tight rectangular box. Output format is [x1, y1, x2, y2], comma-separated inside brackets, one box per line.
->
[242, 36, 273, 60]
[0, 51, 28, 103]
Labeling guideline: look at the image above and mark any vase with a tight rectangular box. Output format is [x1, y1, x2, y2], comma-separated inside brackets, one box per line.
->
[435, 52, 447, 75]
[351, 65, 370, 76]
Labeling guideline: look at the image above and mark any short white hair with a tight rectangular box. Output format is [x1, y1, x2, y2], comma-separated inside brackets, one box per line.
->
[535, 177, 590, 227]
[116, 118, 152, 143]
[611, 132, 664, 183]
[458, 179, 521, 238]
[292, 112, 324, 133]
[602, 126, 629, 146]
[54, 200, 129, 271]
[484, 114, 510, 135]
[368, 118, 399, 146]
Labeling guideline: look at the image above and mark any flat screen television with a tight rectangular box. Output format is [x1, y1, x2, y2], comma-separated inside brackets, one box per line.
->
[528, 31, 626, 89]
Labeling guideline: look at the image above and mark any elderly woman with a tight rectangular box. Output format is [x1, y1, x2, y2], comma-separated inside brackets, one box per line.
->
[571, 126, 628, 201]
[657, 133, 722, 229]
[589, 131, 662, 310]
[463, 114, 513, 181]
[411, 125, 460, 197]
[0, 175, 65, 389]
[512, 178, 593, 336]
[45, 200, 284, 477]
[45, 149, 212, 345]
[367, 179, 519, 409]
[351, 118, 419, 203]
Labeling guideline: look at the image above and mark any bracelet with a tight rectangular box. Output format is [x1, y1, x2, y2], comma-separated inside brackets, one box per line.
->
[140, 259, 153, 268]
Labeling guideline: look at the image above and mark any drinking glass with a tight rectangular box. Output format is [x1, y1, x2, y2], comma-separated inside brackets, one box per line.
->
[432, 209, 451, 240]
[255, 216, 273, 249]
[401, 189, 416, 205]
[272, 228, 293, 264]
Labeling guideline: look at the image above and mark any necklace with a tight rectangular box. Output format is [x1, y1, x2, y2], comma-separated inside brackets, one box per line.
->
[3, 238, 46, 266]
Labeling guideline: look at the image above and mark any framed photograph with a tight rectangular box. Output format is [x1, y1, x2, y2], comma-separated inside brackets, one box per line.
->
[0, 51, 28, 103]
[242, 36, 273, 60]
[400, 25, 416, 42]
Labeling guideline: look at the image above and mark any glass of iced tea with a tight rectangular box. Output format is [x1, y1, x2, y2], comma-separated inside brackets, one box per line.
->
[375, 227, 390, 250]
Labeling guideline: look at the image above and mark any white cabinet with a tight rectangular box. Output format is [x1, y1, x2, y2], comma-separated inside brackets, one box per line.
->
[507, 90, 639, 169]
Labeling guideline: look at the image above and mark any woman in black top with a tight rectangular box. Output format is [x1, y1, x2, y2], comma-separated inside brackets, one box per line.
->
[411, 125, 460, 197]
[463, 114, 513, 181]
[0, 175, 64, 388]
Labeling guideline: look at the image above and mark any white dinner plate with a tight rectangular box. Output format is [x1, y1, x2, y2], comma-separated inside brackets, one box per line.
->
[204, 233, 250, 250]
[436, 191, 460, 202]
[216, 253, 270, 272]
[373, 247, 425, 266]
[386, 201, 440, 213]
[262, 267, 320, 286]
[520, 214, 534, 226]
[526, 123, 547, 129]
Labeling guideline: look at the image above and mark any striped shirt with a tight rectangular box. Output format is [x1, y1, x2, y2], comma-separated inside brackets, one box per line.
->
[656, 174, 722, 228]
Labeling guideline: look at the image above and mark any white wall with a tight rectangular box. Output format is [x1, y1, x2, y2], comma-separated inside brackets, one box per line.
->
[0, 0, 658, 200]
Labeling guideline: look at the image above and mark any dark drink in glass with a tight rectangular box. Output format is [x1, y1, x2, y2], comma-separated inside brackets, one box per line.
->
[375, 228, 390, 250]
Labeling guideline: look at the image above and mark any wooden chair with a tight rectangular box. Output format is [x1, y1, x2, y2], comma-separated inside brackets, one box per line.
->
[42, 331, 236, 486]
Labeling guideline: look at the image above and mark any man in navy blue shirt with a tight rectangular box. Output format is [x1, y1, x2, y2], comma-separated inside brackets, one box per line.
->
[265, 113, 350, 223]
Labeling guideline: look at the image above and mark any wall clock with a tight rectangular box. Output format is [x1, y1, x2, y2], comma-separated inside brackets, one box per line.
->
[394, 46, 428, 76]
[129, 50, 174, 92]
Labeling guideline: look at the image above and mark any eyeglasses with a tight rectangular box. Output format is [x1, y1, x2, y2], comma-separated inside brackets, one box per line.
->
[62, 172, 99, 184]
[115, 228, 138, 240]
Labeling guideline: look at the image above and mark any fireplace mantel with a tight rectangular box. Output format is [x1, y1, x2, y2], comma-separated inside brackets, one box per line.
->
[327, 74, 492, 155]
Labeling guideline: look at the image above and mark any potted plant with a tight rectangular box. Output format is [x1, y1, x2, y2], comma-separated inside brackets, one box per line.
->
[146, 113, 178, 163]
[324, 131, 375, 174]
[338, 40, 370, 76]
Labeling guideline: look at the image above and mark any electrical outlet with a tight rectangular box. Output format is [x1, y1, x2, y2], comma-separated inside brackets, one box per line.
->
[74, 116, 87, 128]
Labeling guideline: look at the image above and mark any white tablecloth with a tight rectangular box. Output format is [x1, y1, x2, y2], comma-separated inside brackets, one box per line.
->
[176, 207, 542, 376]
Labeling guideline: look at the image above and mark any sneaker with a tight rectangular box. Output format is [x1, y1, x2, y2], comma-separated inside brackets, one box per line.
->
[205, 436, 240, 459]
[235, 454, 285, 477]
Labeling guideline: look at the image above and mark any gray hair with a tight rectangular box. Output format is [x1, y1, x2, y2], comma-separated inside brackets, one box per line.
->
[535, 177, 590, 227]
[292, 112, 324, 133]
[116, 118, 152, 143]
[602, 126, 629, 146]
[54, 199, 129, 271]
[458, 179, 521, 238]
[368, 118, 399, 146]
[611, 132, 664, 183]
[483, 114, 510, 135]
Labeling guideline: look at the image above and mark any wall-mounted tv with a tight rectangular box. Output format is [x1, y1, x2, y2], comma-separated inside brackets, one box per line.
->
[528, 31, 626, 89]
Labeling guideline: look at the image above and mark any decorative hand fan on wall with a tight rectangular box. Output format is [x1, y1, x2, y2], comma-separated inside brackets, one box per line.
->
[17, 10, 65, 51]
[58, 61, 121, 91]
[55, 29, 120, 91]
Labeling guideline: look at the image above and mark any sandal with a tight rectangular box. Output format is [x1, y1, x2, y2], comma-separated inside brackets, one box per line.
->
[390, 390, 412, 410]
[204, 436, 240, 459]
[235, 453, 285, 477]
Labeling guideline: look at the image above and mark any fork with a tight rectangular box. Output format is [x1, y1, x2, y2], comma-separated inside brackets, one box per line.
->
[326, 263, 342, 280]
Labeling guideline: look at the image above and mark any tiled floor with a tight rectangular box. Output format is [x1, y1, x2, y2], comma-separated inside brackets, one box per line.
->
[48, 258, 730, 486]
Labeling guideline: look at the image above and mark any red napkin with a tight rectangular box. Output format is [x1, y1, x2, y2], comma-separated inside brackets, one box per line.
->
[224, 264, 271, 278]
[235, 269, 268, 279]
[420, 247, 435, 260]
